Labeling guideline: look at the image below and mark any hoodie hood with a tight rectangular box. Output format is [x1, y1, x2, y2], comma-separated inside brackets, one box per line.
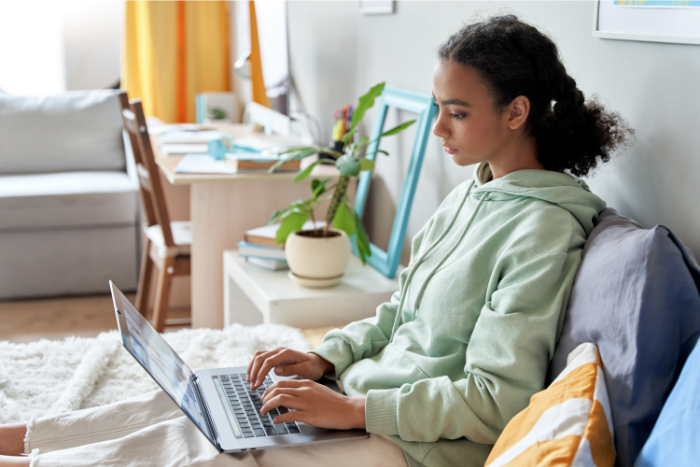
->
[473, 162, 606, 235]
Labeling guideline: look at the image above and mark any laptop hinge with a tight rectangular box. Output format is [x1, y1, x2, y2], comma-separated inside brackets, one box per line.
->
[194, 376, 222, 452]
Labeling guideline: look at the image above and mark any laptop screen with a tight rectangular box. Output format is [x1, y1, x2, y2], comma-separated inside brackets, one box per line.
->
[110, 283, 215, 445]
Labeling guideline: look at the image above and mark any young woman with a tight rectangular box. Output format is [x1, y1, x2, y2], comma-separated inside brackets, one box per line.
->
[0, 15, 631, 467]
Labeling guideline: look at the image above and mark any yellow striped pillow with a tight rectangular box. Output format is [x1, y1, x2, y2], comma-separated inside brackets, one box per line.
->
[486, 343, 615, 467]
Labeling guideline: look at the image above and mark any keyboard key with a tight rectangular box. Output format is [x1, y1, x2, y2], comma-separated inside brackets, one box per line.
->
[243, 432, 255, 438]
[265, 426, 277, 436]
[287, 426, 301, 434]
[273, 424, 288, 435]
[254, 429, 266, 437]
[278, 407, 289, 414]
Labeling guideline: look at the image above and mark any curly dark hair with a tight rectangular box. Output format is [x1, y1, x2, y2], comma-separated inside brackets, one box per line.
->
[438, 15, 634, 177]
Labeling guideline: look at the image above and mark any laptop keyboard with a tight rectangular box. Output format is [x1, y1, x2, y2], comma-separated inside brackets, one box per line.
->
[215, 373, 301, 439]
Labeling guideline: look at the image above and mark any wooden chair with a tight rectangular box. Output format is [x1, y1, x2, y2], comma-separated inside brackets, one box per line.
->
[118, 91, 191, 332]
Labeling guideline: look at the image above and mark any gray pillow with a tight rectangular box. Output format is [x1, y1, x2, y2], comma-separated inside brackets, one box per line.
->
[0, 90, 125, 174]
[548, 208, 700, 467]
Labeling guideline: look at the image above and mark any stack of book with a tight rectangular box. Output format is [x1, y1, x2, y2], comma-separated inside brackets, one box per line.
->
[238, 221, 325, 271]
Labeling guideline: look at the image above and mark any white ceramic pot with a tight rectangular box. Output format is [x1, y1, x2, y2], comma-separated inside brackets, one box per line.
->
[285, 229, 351, 288]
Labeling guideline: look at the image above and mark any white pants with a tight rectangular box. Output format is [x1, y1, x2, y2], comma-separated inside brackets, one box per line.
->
[24, 390, 408, 467]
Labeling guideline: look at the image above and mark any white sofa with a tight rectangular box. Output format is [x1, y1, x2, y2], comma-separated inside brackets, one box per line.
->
[0, 90, 139, 299]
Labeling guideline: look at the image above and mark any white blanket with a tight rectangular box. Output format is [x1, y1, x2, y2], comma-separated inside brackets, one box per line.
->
[0, 324, 310, 424]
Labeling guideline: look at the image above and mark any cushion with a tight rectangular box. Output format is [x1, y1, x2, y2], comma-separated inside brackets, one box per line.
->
[0, 171, 138, 230]
[145, 221, 192, 258]
[486, 343, 615, 467]
[0, 90, 125, 174]
[635, 339, 700, 466]
[548, 208, 700, 467]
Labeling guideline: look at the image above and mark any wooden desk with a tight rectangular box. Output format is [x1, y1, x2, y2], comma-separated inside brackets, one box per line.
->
[152, 124, 347, 329]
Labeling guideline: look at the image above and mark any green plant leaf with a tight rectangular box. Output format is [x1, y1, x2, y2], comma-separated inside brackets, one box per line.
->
[365, 148, 390, 157]
[355, 135, 370, 150]
[312, 178, 331, 198]
[332, 202, 356, 237]
[341, 128, 357, 144]
[275, 211, 310, 244]
[293, 160, 323, 182]
[359, 158, 375, 172]
[353, 209, 372, 264]
[320, 148, 344, 159]
[378, 119, 416, 138]
[277, 146, 315, 156]
[269, 148, 318, 172]
[351, 82, 385, 130]
[336, 154, 361, 177]
[268, 207, 290, 225]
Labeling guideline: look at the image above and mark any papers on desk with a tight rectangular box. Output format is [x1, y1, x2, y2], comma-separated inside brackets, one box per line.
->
[161, 144, 208, 157]
[147, 123, 211, 136]
[158, 130, 223, 144]
[233, 137, 303, 153]
[174, 154, 238, 174]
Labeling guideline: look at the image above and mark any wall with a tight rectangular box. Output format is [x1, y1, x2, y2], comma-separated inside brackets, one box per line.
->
[287, 1, 700, 265]
[60, 0, 123, 90]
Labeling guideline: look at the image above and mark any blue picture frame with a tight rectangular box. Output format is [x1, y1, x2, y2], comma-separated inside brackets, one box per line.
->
[352, 87, 437, 278]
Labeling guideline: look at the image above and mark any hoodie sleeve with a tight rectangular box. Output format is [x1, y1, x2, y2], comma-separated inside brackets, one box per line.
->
[311, 217, 434, 380]
[364, 244, 582, 443]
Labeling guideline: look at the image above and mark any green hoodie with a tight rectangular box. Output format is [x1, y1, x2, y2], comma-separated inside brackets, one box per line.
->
[313, 162, 606, 467]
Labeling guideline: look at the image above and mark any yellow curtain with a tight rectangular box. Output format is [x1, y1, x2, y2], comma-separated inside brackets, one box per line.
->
[248, 1, 270, 108]
[122, 1, 231, 123]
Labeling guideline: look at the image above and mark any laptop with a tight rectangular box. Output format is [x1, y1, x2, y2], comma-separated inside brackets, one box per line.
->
[109, 281, 367, 453]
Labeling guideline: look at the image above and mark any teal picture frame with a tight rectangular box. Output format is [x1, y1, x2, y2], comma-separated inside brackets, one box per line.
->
[352, 87, 437, 278]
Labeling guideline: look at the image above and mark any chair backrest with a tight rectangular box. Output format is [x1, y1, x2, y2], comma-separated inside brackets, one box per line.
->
[117, 91, 175, 247]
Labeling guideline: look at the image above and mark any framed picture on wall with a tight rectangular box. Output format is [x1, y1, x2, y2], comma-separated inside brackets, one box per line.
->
[593, 0, 700, 45]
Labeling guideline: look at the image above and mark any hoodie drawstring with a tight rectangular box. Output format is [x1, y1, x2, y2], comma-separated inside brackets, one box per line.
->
[388, 182, 479, 343]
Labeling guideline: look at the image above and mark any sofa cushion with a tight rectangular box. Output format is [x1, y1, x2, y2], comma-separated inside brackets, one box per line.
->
[487, 343, 615, 467]
[0, 171, 138, 230]
[0, 90, 125, 174]
[634, 338, 700, 466]
[548, 208, 700, 467]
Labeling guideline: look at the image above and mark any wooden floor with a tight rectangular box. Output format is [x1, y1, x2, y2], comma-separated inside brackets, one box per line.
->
[0, 294, 341, 349]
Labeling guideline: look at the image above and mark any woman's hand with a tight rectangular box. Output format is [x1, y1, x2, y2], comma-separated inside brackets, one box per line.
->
[261, 379, 366, 430]
[246, 348, 334, 390]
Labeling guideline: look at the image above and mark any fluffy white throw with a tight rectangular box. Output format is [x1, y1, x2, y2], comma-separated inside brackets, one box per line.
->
[0, 324, 310, 424]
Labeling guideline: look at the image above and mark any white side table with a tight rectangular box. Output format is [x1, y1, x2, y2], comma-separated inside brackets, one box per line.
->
[223, 250, 400, 329]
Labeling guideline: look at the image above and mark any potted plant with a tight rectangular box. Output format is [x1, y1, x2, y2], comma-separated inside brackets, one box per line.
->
[268, 82, 415, 288]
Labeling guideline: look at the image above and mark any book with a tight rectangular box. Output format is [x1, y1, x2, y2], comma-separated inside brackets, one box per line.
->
[158, 130, 223, 144]
[173, 154, 237, 174]
[244, 221, 326, 249]
[161, 143, 208, 157]
[246, 257, 289, 271]
[237, 241, 287, 260]
[225, 153, 301, 171]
